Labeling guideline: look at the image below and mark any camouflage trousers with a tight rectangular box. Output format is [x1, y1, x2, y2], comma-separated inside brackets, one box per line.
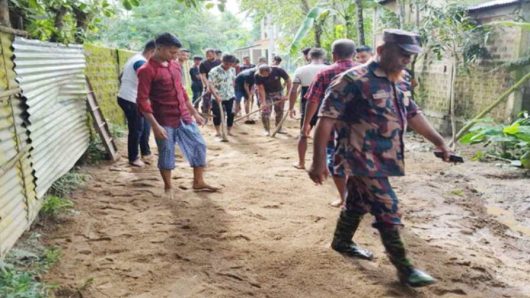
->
[261, 91, 284, 125]
[345, 176, 402, 228]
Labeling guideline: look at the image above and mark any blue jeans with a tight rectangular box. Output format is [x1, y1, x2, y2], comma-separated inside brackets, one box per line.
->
[117, 97, 151, 162]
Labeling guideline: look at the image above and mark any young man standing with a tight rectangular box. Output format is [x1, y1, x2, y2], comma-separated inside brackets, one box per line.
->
[117, 39, 156, 167]
[199, 48, 221, 115]
[254, 65, 292, 135]
[239, 55, 255, 72]
[288, 48, 327, 170]
[190, 55, 203, 108]
[310, 29, 451, 287]
[272, 55, 282, 66]
[208, 54, 237, 137]
[355, 45, 374, 64]
[302, 39, 359, 208]
[137, 33, 218, 198]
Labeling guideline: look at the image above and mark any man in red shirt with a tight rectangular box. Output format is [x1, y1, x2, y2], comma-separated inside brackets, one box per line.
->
[137, 32, 218, 198]
[301, 39, 359, 208]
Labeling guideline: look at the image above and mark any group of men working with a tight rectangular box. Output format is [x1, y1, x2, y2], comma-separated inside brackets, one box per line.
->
[117, 30, 454, 288]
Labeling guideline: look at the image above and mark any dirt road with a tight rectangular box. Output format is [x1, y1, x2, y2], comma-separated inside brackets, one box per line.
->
[43, 118, 530, 297]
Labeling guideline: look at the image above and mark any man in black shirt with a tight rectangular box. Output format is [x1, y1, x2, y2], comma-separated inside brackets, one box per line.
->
[239, 56, 255, 72]
[255, 65, 292, 135]
[235, 67, 256, 123]
[199, 48, 221, 115]
[190, 55, 203, 108]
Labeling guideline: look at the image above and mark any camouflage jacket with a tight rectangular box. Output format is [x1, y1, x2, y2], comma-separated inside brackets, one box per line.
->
[318, 61, 420, 177]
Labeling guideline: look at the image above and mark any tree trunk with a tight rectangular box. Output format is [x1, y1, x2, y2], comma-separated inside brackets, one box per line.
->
[397, 0, 406, 29]
[314, 20, 322, 47]
[355, 0, 365, 45]
[50, 6, 68, 42]
[449, 58, 457, 149]
[0, 0, 11, 27]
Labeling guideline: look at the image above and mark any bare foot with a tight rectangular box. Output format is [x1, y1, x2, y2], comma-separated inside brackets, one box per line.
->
[130, 159, 145, 167]
[163, 189, 175, 200]
[193, 183, 221, 193]
[227, 131, 235, 136]
[329, 199, 344, 208]
[214, 133, 221, 137]
[142, 154, 153, 165]
[293, 164, 305, 170]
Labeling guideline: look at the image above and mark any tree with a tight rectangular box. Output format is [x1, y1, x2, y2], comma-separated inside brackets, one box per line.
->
[418, 2, 489, 146]
[94, 0, 251, 53]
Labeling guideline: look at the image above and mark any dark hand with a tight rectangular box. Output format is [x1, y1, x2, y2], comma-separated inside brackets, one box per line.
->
[308, 163, 329, 185]
[434, 144, 451, 162]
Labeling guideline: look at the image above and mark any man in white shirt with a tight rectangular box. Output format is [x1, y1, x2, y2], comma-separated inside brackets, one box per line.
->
[208, 54, 237, 138]
[117, 40, 156, 167]
[288, 48, 328, 170]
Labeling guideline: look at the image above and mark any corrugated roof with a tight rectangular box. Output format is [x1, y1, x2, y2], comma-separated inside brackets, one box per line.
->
[468, 0, 523, 12]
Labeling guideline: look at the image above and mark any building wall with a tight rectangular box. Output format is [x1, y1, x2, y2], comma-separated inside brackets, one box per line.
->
[377, 1, 530, 134]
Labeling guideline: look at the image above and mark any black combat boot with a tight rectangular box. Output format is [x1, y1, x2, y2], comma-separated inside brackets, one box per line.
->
[331, 209, 374, 260]
[377, 226, 436, 287]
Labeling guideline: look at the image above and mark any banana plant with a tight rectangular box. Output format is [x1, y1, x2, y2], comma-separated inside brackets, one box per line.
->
[287, 0, 375, 56]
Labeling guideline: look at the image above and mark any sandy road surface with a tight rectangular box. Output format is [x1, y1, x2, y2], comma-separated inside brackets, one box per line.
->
[43, 118, 530, 297]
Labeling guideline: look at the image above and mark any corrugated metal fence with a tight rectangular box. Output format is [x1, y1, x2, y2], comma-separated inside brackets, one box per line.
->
[13, 37, 90, 199]
[0, 32, 37, 258]
[0, 32, 130, 258]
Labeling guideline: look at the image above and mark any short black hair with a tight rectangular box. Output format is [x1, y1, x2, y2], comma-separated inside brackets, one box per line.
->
[181, 48, 191, 53]
[215, 49, 223, 55]
[258, 64, 271, 73]
[302, 47, 311, 56]
[143, 39, 156, 52]
[205, 48, 215, 54]
[331, 39, 356, 59]
[155, 32, 182, 48]
[356, 45, 373, 53]
[193, 55, 203, 61]
[309, 48, 326, 59]
[222, 54, 237, 63]
[273, 55, 282, 63]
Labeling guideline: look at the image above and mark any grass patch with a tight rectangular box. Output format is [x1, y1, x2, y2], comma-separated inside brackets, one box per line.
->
[40, 196, 74, 219]
[109, 123, 127, 138]
[49, 171, 87, 198]
[449, 189, 465, 197]
[0, 265, 51, 298]
[1, 235, 62, 298]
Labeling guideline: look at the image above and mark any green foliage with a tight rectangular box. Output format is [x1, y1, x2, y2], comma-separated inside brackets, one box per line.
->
[460, 112, 530, 168]
[0, 265, 49, 298]
[83, 134, 107, 164]
[121, 0, 227, 11]
[41, 248, 61, 269]
[419, 2, 490, 67]
[40, 195, 74, 218]
[49, 171, 87, 198]
[93, 0, 251, 54]
[109, 123, 127, 138]
[9, 0, 115, 43]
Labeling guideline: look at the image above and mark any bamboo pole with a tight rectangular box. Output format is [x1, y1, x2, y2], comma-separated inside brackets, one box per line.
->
[450, 71, 530, 146]
[271, 111, 289, 138]
[234, 99, 285, 123]
[217, 101, 228, 142]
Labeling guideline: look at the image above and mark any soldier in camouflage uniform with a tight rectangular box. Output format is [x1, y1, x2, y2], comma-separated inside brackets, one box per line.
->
[309, 29, 452, 287]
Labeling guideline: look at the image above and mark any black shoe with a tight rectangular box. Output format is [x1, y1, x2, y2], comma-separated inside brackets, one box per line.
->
[398, 268, 436, 287]
[332, 242, 374, 260]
